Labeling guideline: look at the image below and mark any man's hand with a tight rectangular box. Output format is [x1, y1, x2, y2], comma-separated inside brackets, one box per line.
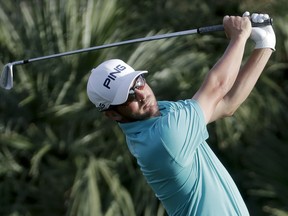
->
[243, 11, 276, 51]
[223, 15, 252, 41]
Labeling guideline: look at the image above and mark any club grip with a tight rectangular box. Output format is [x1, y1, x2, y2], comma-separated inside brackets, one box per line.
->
[198, 18, 273, 34]
[251, 18, 273, 27]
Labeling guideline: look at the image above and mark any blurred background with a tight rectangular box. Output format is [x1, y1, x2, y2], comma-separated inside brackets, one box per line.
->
[0, 0, 287, 215]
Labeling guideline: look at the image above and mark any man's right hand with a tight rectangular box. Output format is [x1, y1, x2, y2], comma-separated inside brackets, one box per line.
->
[223, 15, 252, 41]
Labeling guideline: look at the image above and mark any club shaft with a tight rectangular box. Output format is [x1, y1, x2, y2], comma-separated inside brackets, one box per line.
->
[20, 29, 200, 64]
[0, 18, 273, 90]
[11, 18, 273, 65]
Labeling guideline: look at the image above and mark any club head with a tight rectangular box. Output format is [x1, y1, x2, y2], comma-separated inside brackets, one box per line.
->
[0, 63, 13, 90]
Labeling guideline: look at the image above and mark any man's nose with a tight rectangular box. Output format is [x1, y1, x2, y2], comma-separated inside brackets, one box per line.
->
[135, 88, 146, 102]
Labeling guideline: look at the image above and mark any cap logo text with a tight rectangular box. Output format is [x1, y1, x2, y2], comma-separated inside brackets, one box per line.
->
[103, 64, 126, 89]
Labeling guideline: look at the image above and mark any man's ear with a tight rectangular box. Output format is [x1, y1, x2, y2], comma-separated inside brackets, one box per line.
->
[104, 110, 123, 121]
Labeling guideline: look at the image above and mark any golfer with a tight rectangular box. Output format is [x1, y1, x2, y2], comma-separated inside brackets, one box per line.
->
[87, 12, 275, 215]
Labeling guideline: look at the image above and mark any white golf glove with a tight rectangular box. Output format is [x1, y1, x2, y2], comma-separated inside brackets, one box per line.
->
[243, 11, 276, 51]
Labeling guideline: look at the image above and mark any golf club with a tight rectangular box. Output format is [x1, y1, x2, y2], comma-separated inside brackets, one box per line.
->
[0, 18, 272, 90]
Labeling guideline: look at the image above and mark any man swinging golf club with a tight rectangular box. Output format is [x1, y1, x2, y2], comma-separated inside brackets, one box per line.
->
[87, 12, 275, 216]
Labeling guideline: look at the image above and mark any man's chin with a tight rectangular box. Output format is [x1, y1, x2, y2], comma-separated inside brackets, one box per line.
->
[145, 103, 160, 118]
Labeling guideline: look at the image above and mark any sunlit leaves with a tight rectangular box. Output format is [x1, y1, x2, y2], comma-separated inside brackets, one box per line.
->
[0, 0, 288, 216]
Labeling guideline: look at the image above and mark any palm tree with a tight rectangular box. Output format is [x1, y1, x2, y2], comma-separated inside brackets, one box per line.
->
[0, 0, 208, 215]
[0, 0, 138, 215]
[1, 0, 288, 216]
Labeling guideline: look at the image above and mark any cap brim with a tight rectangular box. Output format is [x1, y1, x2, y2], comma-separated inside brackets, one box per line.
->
[111, 70, 147, 105]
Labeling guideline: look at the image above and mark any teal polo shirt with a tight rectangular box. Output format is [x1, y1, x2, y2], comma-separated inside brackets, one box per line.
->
[119, 100, 249, 216]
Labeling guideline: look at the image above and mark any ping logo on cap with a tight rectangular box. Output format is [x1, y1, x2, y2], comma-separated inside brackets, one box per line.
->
[103, 64, 126, 89]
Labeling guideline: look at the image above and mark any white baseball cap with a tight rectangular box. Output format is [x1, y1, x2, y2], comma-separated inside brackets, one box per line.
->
[87, 59, 147, 111]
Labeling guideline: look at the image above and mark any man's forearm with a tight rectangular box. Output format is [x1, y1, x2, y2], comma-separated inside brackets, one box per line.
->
[210, 48, 273, 122]
[193, 15, 253, 124]
[193, 38, 248, 123]
[202, 13, 275, 124]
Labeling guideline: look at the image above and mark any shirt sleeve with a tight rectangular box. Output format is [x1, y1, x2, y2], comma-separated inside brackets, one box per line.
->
[158, 99, 209, 166]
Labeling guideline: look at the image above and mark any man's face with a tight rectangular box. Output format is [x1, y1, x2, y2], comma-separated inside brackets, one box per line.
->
[111, 76, 160, 122]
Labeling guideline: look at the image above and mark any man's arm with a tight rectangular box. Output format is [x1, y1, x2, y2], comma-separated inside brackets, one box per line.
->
[208, 48, 272, 123]
[192, 15, 251, 124]
[208, 12, 276, 123]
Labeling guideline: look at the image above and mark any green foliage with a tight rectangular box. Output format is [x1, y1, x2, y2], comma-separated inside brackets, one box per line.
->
[0, 0, 288, 216]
